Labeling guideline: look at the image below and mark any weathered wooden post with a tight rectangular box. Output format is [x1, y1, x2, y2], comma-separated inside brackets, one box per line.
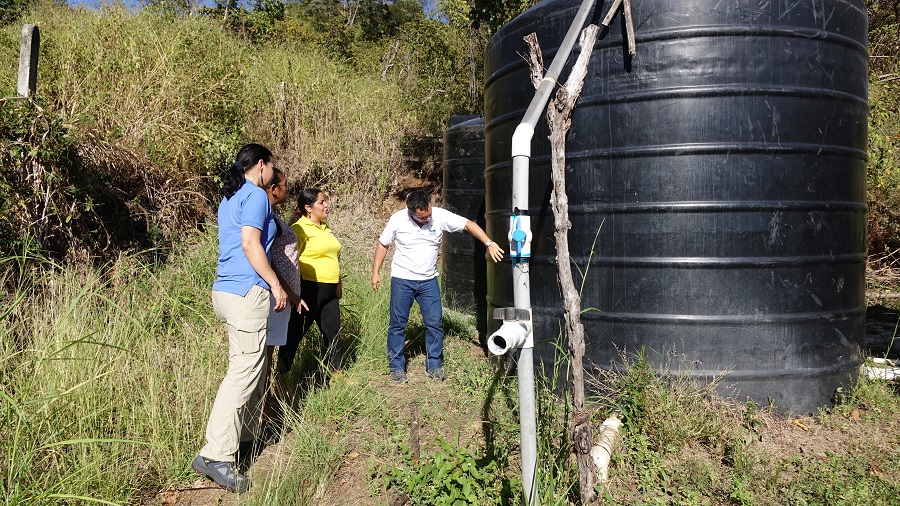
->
[17, 24, 39, 98]
[525, 24, 602, 504]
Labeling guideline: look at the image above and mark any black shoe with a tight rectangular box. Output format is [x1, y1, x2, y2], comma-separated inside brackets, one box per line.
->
[192, 455, 250, 493]
[426, 368, 447, 381]
[390, 370, 407, 383]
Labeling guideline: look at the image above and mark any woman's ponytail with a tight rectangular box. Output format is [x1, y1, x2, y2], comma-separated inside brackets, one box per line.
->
[222, 144, 274, 200]
[222, 161, 246, 200]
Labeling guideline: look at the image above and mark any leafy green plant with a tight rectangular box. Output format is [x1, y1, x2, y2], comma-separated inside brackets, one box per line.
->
[382, 438, 513, 505]
[742, 400, 762, 433]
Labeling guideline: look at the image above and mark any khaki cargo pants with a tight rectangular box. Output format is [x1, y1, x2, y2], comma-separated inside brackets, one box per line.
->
[200, 285, 269, 462]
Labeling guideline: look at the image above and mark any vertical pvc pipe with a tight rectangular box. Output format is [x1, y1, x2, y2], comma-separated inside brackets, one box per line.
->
[511, 153, 537, 505]
[517, 346, 538, 502]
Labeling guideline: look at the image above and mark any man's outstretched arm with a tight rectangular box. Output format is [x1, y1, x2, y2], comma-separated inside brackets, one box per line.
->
[464, 220, 505, 263]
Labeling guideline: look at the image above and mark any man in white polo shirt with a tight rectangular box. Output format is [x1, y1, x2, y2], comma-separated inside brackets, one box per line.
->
[371, 190, 504, 383]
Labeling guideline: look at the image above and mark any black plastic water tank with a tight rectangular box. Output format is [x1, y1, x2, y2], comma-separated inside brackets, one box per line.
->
[442, 117, 488, 337]
[484, 0, 868, 414]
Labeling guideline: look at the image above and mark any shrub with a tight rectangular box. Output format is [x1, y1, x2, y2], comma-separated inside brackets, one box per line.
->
[865, 1, 900, 263]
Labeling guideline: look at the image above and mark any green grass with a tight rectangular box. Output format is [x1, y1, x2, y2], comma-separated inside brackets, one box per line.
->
[587, 351, 900, 506]
[1, 237, 220, 502]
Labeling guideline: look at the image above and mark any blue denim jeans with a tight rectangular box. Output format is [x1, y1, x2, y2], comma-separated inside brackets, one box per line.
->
[388, 277, 443, 372]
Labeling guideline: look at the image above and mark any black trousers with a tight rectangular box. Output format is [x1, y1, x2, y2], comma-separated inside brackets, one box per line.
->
[277, 280, 341, 375]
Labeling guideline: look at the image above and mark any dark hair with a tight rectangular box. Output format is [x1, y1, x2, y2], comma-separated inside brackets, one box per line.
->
[222, 143, 273, 199]
[297, 188, 323, 216]
[271, 167, 285, 186]
[406, 189, 431, 212]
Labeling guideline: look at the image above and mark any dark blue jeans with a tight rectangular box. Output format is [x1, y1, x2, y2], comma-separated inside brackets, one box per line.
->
[388, 277, 443, 372]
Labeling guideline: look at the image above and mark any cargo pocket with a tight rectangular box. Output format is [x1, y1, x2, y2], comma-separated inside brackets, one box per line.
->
[225, 318, 266, 355]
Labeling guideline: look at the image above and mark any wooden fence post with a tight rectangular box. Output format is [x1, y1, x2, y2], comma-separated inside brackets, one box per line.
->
[17, 24, 39, 98]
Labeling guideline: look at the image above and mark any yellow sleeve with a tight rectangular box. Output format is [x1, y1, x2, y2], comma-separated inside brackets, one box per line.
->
[291, 221, 307, 253]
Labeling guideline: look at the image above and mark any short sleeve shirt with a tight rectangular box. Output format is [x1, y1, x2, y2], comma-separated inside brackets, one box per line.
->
[292, 216, 342, 283]
[378, 207, 468, 281]
[212, 180, 276, 296]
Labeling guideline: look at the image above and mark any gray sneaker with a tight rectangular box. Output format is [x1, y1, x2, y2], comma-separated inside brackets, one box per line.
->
[426, 368, 447, 381]
[192, 455, 250, 493]
[389, 370, 407, 383]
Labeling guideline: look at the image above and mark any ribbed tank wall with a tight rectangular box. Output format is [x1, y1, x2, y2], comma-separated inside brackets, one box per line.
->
[484, 0, 868, 414]
[442, 117, 488, 337]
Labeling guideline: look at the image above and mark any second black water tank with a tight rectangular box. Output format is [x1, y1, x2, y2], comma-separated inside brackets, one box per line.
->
[442, 117, 488, 337]
[484, 0, 868, 414]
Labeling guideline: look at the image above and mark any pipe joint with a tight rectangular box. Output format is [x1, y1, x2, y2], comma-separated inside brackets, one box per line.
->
[511, 124, 535, 158]
[487, 308, 534, 355]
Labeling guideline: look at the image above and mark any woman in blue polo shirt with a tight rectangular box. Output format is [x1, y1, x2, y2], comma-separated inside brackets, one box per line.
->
[192, 143, 287, 493]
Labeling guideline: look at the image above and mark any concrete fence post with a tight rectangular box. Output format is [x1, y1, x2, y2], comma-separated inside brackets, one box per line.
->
[17, 24, 39, 98]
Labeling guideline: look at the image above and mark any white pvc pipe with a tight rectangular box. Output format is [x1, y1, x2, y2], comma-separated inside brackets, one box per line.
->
[590, 414, 622, 483]
[487, 320, 532, 355]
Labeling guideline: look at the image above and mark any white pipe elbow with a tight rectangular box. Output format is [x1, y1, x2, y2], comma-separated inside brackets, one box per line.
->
[511, 123, 535, 159]
[487, 320, 533, 355]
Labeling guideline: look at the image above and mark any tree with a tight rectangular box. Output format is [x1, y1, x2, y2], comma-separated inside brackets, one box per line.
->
[198, 0, 285, 41]
[436, 0, 470, 25]
[357, 0, 424, 41]
[467, 0, 534, 32]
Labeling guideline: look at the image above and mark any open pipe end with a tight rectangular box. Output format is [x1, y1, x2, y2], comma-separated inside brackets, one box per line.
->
[487, 321, 532, 356]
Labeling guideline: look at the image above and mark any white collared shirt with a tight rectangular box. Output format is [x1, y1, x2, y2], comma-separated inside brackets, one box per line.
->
[378, 207, 468, 281]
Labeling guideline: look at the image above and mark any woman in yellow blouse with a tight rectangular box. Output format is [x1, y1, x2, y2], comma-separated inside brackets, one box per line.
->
[277, 188, 343, 375]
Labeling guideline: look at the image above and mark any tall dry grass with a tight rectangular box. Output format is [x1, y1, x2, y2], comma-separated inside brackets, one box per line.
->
[1, 237, 221, 502]
[0, 216, 409, 504]
[20, 1, 421, 196]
